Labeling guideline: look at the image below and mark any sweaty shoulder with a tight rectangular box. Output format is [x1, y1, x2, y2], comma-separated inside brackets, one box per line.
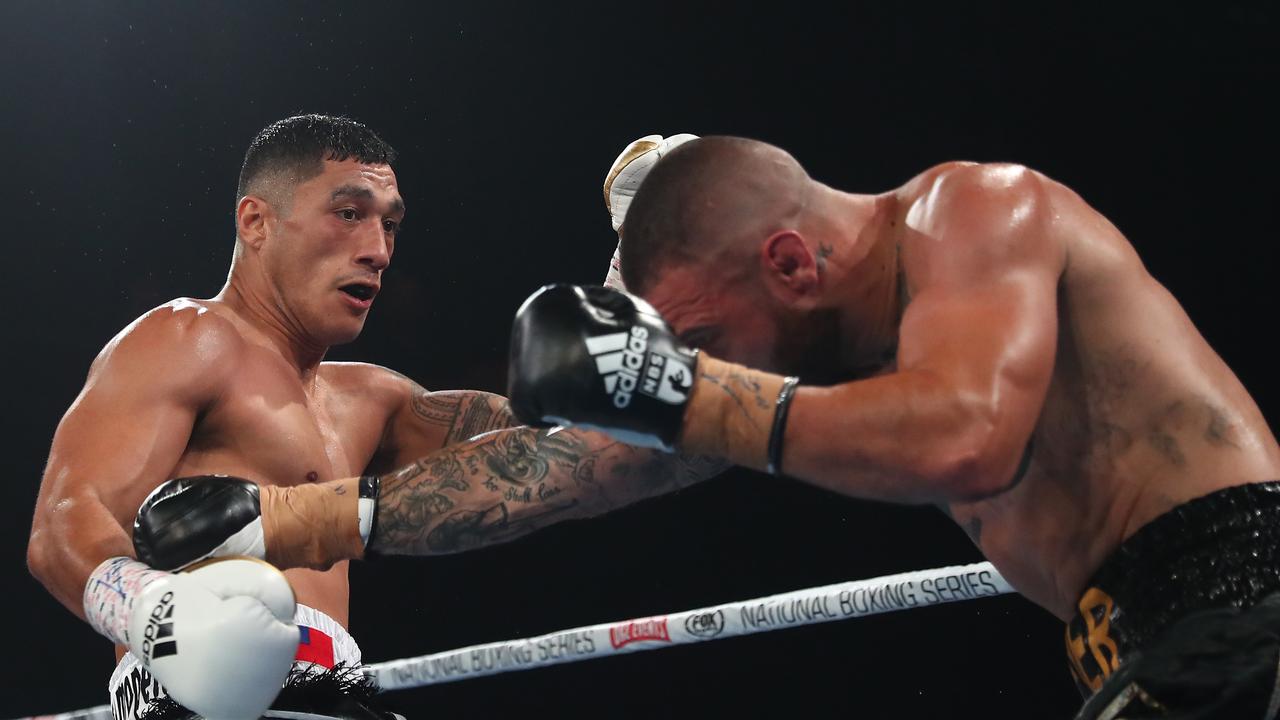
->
[88, 298, 245, 402]
[903, 162, 1055, 235]
[895, 161, 978, 199]
[897, 163, 1067, 289]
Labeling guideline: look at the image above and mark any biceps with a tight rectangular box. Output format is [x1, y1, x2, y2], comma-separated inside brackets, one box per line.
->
[431, 391, 520, 443]
[391, 388, 520, 458]
[899, 274, 1058, 420]
[40, 387, 197, 530]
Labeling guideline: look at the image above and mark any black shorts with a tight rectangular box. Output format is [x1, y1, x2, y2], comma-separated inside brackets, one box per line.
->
[1066, 481, 1280, 719]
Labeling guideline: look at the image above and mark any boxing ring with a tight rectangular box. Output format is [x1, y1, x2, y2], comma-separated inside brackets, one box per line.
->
[29, 561, 1013, 719]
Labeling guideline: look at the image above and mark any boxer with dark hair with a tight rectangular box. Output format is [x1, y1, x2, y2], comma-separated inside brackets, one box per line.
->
[28, 116, 719, 720]
[510, 135, 1280, 719]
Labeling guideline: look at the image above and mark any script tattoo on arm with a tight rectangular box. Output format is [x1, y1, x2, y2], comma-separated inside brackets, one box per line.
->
[371, 427, 727, 555]
[699, 364, 773, 432]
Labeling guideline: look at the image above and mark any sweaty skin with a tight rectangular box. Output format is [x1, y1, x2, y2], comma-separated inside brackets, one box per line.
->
[646, 160, 1280, 620]
[28, 158, 717, 663]
[924, 165, 1280, 618]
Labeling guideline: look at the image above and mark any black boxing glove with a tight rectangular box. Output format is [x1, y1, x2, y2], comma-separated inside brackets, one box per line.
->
[507, 284, 698, 451]
[134, 475, 266, 570]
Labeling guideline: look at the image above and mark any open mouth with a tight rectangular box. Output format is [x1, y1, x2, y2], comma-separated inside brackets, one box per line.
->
[339, 283, 378, 302]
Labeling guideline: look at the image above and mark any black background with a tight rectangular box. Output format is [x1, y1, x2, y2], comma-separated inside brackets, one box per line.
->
[2, 2, 1276, 717]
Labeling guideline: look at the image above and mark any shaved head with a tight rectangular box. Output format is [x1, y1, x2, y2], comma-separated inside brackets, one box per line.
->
[620, 136, 810, 293]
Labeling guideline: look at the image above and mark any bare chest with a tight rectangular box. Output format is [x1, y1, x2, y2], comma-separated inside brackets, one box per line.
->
[175, 358, 385, 487]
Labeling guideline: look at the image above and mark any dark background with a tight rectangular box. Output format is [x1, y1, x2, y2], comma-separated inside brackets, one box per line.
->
[2, 2, 1276, 717]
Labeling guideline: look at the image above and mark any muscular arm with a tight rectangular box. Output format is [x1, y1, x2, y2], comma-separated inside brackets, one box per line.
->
[364, 374, 724, 555]
[685, 165, 1063, 504]
[371, 426, 721, 554]
[27, 302, 235, 617]
[369, 382, 522, 471]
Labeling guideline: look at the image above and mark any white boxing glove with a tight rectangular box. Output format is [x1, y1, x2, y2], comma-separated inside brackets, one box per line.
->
[86, 556, 298, 720]
[602, 133, 699, 290]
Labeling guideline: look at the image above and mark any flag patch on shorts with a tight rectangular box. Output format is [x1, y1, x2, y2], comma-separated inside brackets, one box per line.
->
[295, 625, 336, 668]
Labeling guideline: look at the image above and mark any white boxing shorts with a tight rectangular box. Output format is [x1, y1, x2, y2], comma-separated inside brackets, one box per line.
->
[108, 604, 363, 720]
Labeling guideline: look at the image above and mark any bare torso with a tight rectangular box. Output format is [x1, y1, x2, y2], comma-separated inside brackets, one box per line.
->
[894, 165, 1280, 619]
[127, 300, 395, 630]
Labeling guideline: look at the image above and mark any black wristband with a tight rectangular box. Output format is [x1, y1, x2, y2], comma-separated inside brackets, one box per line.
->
[767, 377, 801, 475]
[359, 475, 381, 555]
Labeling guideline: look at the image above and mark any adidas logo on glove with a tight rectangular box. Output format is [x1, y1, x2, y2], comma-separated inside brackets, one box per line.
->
[585, 327, 693, 408]
[141, 591, 178, 661]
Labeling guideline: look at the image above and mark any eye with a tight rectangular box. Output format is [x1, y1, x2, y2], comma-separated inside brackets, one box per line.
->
[383, 219, 400, 234]
[337, 208, 359, 221]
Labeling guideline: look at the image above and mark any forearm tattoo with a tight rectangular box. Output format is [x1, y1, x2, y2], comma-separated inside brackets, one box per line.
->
[371, 427, 727, 555]
[699, 364, 773, 431]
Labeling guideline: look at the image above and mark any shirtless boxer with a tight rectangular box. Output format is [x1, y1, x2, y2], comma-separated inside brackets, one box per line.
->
[26, 116, 717, 720]
[508, 136, 1280, 719]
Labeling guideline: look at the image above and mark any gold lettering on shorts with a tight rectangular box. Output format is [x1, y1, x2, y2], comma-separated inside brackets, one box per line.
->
[1065, 587, 1121, 692]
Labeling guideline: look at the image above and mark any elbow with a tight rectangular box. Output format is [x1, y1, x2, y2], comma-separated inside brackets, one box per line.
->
[920, 407, 1020, 502]
[931, 449, 1008, 502]
[27, 526, 53, 587]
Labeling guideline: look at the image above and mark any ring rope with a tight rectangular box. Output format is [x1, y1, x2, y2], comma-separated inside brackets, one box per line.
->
[372, 560, 1011, 690]
[28, 561, 1012, 718]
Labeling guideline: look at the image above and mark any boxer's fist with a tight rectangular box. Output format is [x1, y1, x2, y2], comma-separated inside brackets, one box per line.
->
[602, 133, 698, 290]
[508, 284, 697, 450]
[137, 474, 369, 572]
[127, 558, 297, 720]
[135, 475, 266, 570]
[604, 133, 698, 232]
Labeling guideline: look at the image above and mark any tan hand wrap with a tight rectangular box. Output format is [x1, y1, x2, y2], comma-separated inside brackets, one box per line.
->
[259, 477, 364, 570]
[678, 355, 790, 473]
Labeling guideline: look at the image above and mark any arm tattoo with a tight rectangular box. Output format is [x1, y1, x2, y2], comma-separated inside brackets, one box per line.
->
[408, 393, 460, 425]
[371, 427, 727, 555]
[408, 387, 520, 445]
[373, 428, 585, 554]
[699, 365, 772, 431]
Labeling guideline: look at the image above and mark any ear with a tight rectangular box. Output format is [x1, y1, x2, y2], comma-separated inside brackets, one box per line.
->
[236, 195, 272, 250]
[760, 231, 819, 305]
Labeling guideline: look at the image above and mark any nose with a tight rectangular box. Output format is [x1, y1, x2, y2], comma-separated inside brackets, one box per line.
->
[355, 224, 391, 272]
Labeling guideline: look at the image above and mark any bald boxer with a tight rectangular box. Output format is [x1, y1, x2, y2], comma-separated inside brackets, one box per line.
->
[508, 136, 1280, 719]
[28, 116, 719, 720]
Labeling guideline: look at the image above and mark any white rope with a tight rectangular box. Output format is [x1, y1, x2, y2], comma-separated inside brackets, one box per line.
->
[372, 560, 1011, 689]
[23, 561, 1013, 717]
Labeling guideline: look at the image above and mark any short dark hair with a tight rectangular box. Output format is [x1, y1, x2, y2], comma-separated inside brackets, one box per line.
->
[618, 139, 708, 294]
[236, 114, 397, 205]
